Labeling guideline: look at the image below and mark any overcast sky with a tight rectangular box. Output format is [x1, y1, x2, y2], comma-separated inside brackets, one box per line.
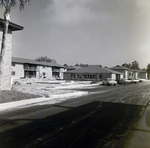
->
[0, 0, 150, 68]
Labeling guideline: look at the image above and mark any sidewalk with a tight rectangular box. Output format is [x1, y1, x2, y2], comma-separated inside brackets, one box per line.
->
[124, 102, 150, 148]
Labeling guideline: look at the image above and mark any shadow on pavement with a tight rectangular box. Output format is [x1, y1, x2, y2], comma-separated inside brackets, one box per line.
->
[0, 101, 144, 148]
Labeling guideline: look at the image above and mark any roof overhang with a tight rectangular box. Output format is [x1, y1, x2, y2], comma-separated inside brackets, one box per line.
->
[0, 18, 23, 31]
[12, 57, 65, 68]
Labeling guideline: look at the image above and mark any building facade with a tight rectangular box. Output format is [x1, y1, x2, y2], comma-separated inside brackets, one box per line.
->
[111, 65, 131, 79]
[111, 65, 147, 80]
[64, 65, 123, 81]
[11, 57, 66, 80]
[138, 70, 147, 79]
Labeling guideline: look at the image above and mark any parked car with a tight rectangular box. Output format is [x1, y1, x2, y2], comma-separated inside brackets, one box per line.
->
[102, 78, 117, 86]
[118, 78, 131, 84]
[130, 79, 140, 83]
[138, 79, 145, 82]
[90, 80, 103, 85]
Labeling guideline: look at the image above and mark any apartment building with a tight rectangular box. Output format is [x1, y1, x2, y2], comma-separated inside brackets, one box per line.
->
[11, 57, 66, 80]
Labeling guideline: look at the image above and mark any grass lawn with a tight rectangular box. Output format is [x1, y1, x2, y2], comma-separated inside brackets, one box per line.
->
[0, 90, 41, 104]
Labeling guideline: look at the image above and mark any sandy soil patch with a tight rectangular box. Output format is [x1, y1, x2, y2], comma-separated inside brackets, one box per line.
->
[0, 78, 99, 106]
[12, 78, 95, 97]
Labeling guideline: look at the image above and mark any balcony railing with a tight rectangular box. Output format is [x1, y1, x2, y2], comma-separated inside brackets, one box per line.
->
[52, 69, 60, 72]
[24, 67, 37, 71]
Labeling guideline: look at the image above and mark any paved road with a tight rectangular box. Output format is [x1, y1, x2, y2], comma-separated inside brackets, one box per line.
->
[0, 81, 150, 148]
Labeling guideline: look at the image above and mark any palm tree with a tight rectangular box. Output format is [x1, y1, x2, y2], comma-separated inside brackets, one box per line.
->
[0, 0, 29, 90]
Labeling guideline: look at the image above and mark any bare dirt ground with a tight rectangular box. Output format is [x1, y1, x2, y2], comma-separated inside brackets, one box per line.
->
[12, 78, 92, 96]
[0, 78, 93, 104]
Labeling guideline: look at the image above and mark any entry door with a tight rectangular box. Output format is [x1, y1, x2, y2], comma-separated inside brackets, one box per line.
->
[116, 74, 120, 81]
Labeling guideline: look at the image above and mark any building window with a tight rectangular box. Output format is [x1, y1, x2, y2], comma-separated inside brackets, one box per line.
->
[71, 74, 76, 79]
[93, 75, 97, 79]
[11, 71, 15, 75]
[99, 74, 102, 79]
[90, 75, 92, 79]
[42, 72, 46, 78]
[11, 63, 15, 66]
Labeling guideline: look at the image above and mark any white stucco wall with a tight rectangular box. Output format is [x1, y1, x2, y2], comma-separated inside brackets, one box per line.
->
[0, 31, 12, 90]
[134, 72, 138, 79]
[125, 70, 128, 79]
[11, 63, 24, 79]
[0, 31, 2, 52]
[38, 66, 52, 79]
[10, 62, 66, 80]
[120, 74, 124, 79]
[59, 68, 67, 79]
[111, 74, 116, 80]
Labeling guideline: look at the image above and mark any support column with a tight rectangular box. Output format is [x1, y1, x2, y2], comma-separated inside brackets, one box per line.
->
[0, 31, 12, 90]
[0, 18, 23, 90]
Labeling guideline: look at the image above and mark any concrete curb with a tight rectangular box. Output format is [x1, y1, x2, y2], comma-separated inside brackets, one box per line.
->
[0, 91, 89, 112]
[139, 100, 150, 117]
